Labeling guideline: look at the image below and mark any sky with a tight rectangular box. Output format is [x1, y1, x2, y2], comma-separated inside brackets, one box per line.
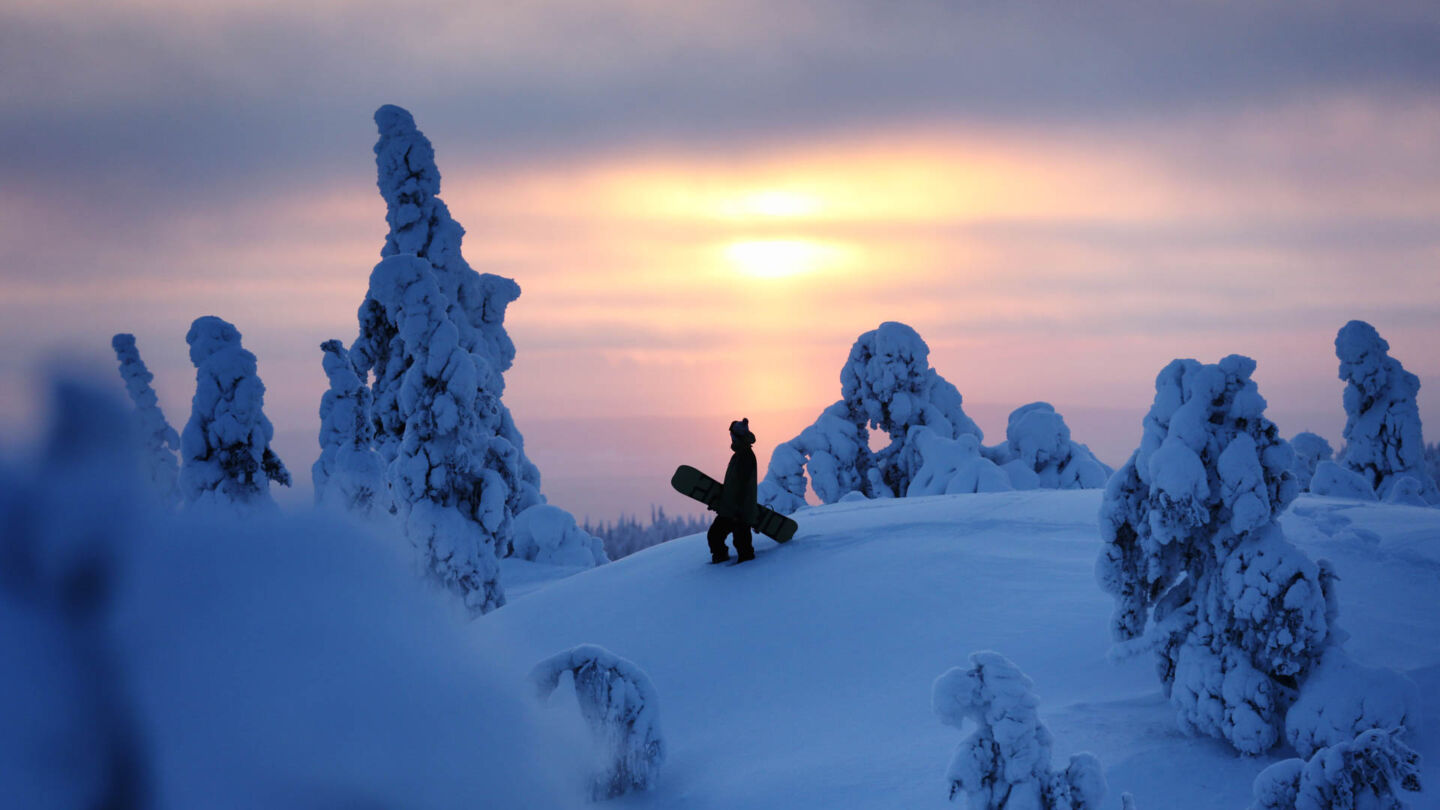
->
[2, 1, 1438, 520]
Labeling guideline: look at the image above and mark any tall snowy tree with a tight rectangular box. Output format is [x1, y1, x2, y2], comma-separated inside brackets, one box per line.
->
[1097, 355, 1332, 754]
[933, 651, 1105, 809]
[364, 254, 505, 615]
[530, 644, 665, 800]
[111, 333, 180, 504]
[1334, 320, 1439, 505]
[313, 340, 386, 517]
[179, 316, 290, 509]
[761, 322, 984, 511]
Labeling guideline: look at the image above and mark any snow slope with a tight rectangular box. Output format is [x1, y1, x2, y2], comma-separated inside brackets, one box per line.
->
[473, 490, 1440, 809]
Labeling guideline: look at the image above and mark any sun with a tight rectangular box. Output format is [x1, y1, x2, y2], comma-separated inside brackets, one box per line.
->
[721, 239, 849, 280]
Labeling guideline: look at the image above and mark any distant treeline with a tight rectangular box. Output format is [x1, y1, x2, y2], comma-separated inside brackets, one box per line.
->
[584, 507, 709, 560]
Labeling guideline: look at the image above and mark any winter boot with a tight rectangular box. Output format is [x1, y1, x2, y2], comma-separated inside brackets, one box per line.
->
[710, 551, 731, 564]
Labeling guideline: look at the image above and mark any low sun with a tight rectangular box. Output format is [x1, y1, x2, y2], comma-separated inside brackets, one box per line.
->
[722, 239, 848, 280]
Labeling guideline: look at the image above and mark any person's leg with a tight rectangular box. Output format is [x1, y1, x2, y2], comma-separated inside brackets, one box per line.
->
[734, 523, 755, 561]
[706, 517, 732, 562]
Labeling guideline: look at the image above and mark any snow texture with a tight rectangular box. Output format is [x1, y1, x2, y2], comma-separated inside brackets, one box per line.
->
[363, 254, 506, 615]
[906, 428, 1013, 496]
[531, 644, 665, 800]
[111, 333, 180, 504]
[312, 339, 387, 517]
[986, 402, 1112, 491]
[513, 504, 609, 567]
[178, 316, 290, 509]
[1285, 646, 1417, 759]
[1249, 727, 1421, 810]
[1096, 355, 1335, 754]
[933, 651, 1105, 810]
[761, 322, 983, 511]
[1309, 460, 1378, 501]
[1334, 320, 1439, 505]
[1288, 432, 1334, 494]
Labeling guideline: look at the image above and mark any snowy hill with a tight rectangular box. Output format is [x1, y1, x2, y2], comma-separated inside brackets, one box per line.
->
[473, 490, 1440, 810]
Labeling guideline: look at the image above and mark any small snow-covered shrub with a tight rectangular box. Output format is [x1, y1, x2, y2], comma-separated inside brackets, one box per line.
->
[1334, 320, 1439, 505]
[1249, 727, 1421, 810]
[179, 316, 291, 509]
[1288, 432, 1333, 493]
[531, 644, 664, 800]
[1285, 646, 1416, 758]
[1309, 461, 1378, 501]
[933, 651, 1105, 810]
[111, 333, 180, 504]
[1097, 355, 1333, 754]
[513, 504, 608, 567]
[313, 339, 387, 517]
[762, 323, 984, 511]
[987, 402, 1111, 490]
[906, 428, 1012, 496]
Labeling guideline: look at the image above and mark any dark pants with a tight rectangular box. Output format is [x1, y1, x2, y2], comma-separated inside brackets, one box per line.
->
[707, 516, 754, 559]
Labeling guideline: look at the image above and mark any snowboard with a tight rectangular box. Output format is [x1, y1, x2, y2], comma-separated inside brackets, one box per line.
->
[670, 464, 798, 543]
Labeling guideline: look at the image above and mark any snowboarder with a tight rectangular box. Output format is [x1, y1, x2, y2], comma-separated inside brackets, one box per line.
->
[707, 419, 758, 564]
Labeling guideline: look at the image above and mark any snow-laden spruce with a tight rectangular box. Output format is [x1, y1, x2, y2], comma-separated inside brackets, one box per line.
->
[364, 254, 505, 615]
[760, 322, 984, 511]
[530, 644, 664, 800]
[1097, 355, 1329, 753]
[1288, 432, 1333, 493]
[1334, 320, 1439, 505]
[1249, 727, 1421, 810]
[986, 402, 1112, 490]
[1308, 460, 1377, 501]
[313, 340, 387, 517]
[933, 651, 1105, 809]
[111, 333, 180, 504]
[512, 504, 608, 567]
[369, 104, 543, 517]
[179, 317, 290, 509]
[0, 379, 148, 809]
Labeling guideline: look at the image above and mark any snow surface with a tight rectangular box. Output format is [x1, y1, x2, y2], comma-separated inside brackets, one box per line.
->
[474, 490, 1439, 809]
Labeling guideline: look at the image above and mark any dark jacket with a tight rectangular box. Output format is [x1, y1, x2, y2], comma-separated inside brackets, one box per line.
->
[717, 442, 758, 524]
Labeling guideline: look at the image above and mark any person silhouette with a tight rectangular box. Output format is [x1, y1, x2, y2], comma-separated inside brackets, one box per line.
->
[707, 418, 757, 564]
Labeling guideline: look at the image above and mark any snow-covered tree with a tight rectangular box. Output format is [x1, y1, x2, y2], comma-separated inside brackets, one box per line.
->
[313, 340, 387, 517]
[761, 322, 983, 511]
[985, 402, 1111, 490]
[365, 254, 505, 615]
[530, 644, 665, 800]
[1097, 355, 1333, 754]
[905, 428, 1012, 496]
[1288, 432, 1333, 493]
[1426, 443, 1440, 491]
[933, 651, 1105, 810]
[1249, 727, 1421, 810]
[111, 332, 180, 504]
[512, 504, 608, 567]
[1334, 320, 1439, 505]
[584, 507, 710, 560]
[369, 104, 543, 518]
[179, 316, 291, 509]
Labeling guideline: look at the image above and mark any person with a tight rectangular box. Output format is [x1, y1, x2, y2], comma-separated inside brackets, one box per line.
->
[707, 418, 757, 564]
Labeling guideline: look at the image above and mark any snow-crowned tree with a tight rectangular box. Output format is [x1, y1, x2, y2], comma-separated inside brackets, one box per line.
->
[313, 340, 387, 517]
[761, 322, 983, 511]
[370, 104, 543, 519]
[530, 644, 664, 800]
[179, 316, 291, 509]
[365, 254, 505, 615]
[905, 428, 1013, 496]
[1097, 355, 1334, 754]
[933, 651, 1105, 810]
[111, 333, 180, 504]
[986, 402, 1111, 490]
[1289, 432, 1333, 493]
[1426, 443, 1440, 491]
[1249, 727, 1421, 810]
[0, 379, 147, 808]
[1308, 460, 1377, 501]
[1334, 320, 1439, 505]
[512, 504, 608, 567]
